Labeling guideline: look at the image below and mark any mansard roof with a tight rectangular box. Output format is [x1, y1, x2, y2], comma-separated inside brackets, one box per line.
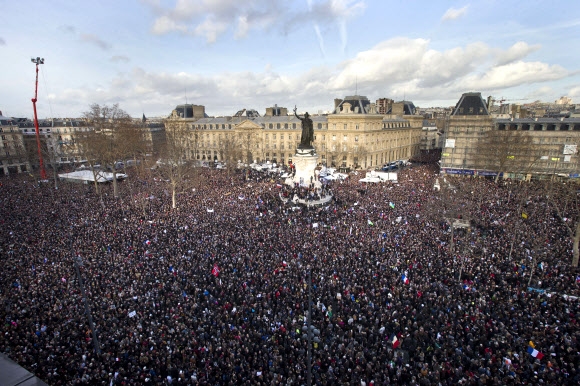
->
[333, 95, 372, 114]
[452, 92, 490, 116]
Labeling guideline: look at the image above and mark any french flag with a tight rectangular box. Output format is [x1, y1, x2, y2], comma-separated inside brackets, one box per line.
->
[527, 346, 544, 360]
[401, 275, 409, 285]
[390, 334, 401, 349]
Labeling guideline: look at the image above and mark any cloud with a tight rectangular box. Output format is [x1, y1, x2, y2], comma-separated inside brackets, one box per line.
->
[80, 34, 111, 50]
[0, 37, 5, 45]
[58, 25, 76, 34]
[567, 86, 580, 101]
[495, 41, 541, 66]
[49, 36, 573, 117]
[148, 0, 365, 44]
[441, 5, 469, 22]
[462, 61, 568, 90]
[111, 55, 130, 63]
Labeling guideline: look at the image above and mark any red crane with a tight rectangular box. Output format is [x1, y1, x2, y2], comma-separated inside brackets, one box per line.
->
[31, 57, 47, 180]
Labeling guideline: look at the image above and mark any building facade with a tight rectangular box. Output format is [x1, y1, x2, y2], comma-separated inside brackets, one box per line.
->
[0, 114, 27, 176]
[441, 92, 580, 179]
[165, 95, 423, 170]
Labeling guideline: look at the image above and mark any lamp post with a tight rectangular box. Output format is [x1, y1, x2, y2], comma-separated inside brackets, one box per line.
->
[307, 266, 312, 386]
[31, 57, 47, 180]
[73, 255, 101, 354]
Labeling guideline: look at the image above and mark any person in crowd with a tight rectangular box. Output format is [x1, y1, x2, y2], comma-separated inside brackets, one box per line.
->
[0, 164, 578, 385]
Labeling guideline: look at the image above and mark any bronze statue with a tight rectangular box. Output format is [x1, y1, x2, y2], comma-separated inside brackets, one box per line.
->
[294, 106, 314, 149]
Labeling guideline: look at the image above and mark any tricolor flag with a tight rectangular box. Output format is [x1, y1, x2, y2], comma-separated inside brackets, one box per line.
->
[527, 345, 544, 360]
[211, 264, 220, 277]
[401, 275, 409, 285]
[390, 334, 401, 349]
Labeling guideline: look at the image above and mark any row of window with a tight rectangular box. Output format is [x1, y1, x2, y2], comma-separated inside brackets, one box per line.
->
[193, 122, 411, 131]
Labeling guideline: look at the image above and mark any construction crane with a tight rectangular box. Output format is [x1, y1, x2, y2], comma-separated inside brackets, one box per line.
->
[31, 57, 47, 180]
[489, 96, 528, 107]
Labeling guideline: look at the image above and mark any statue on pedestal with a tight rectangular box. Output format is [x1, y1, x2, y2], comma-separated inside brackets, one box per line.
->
[294, 106, 314, 150]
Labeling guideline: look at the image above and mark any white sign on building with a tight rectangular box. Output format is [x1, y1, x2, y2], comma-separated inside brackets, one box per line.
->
[563, 144, 578, 155]
[445, 139, 456, 148]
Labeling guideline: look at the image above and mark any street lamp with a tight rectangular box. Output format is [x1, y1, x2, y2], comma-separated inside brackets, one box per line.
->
[73, 255, 101, 354]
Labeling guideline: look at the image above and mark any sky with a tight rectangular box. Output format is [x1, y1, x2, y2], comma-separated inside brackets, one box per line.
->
[2, 0, 580, 119]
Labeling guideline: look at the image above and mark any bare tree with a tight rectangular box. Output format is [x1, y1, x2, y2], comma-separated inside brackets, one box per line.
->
[74, 128, 106, 203]
[547, 181, 580, 267]
[218, 132, 243, 174]
[82, 104, 136, 197]
[474, 129, 542, 182]
[155, 119, 196, 209]
[351, 144, 368, 169]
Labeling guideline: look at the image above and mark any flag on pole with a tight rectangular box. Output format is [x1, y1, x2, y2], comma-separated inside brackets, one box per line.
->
[401, 275, 409, 285]
[527, 345, 544, 360]
[211, 264, 220, 277]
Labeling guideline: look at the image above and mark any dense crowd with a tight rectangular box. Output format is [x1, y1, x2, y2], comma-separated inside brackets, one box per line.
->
[1, 164, 579, 385]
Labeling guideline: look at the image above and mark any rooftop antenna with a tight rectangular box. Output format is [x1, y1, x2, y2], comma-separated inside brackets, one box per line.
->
[31, 57, 47, 180]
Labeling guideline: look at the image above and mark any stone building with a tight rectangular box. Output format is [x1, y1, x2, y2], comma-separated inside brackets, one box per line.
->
[441, 92, 580, 179]
[19, 118, 93, 169]
[0, 113, 27, 176]
[165, 95, 423, 170]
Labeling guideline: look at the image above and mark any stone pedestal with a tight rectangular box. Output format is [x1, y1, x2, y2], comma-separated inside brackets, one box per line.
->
[285, 148, 320, 188]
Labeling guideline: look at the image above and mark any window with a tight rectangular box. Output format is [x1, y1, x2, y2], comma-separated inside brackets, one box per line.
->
[280, 134, 284, 140]
[355, 136, 358, 142]
[344, 124, 347, 130]
[343, 135, 347, 141]
[273, 134, 276, 140]
[332, 135, 336, 141]
[469, 107, 473, 113]
[356, 124, 359, 130]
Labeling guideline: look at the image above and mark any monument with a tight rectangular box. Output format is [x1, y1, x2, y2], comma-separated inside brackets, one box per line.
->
[285, 106, 321, 188]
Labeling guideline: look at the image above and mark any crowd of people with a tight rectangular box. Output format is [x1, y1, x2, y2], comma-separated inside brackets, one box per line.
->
[1, 163, 579, 385]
